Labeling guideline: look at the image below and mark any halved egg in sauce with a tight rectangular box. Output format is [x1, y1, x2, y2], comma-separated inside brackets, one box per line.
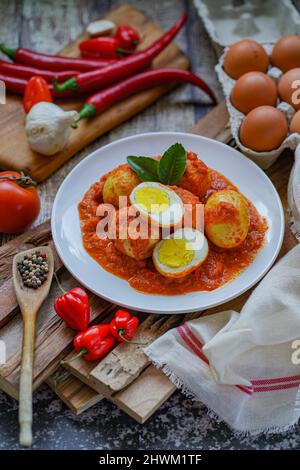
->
[204, 189, 250, 249]
[153, 228, 209, 278]
[130, 182, 184, 228]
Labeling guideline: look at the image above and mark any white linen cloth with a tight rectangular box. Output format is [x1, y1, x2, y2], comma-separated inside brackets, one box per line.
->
[144, 245, 300, 434]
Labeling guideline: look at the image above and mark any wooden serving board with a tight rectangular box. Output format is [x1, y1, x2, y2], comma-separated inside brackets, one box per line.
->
[0, 101, 296, 420]
[0, 4, 189, 182]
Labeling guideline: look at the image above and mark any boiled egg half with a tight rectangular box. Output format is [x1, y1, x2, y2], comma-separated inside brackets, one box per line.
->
[130, 182, 184, 227]
[153, 228, 209, 278]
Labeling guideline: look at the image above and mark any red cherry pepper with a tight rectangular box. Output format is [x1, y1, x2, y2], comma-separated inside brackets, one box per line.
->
[66, 325, 115, 362]
[110, 309, 140, 343]
[115, 25, 141, 50]
[53, 273, 90, 331]
[79, 37, 132, 59]
[23, 75, 53, 113]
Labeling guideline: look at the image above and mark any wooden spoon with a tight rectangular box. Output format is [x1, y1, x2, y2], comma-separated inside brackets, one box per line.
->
[13, 246, 54, 447]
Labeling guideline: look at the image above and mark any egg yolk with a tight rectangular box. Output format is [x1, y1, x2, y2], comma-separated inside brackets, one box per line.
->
[135, 187, 170, 214]
[158, 239, 194, 268]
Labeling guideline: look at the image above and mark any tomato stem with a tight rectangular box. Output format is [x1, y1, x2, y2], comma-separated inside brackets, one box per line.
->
[0, 171, 37, 188]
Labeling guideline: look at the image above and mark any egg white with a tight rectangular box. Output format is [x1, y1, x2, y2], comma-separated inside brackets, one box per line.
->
[153, 228, 209, 278]
[130, 182, 184, 228]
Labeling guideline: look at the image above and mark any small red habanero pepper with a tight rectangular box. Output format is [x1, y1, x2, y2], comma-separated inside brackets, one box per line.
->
[63, 325, 115, 362]
[110, 309, 140, 343]
[53, 273, 90, 331]
[115, 25, 141, 50]
[23, 75, 52, 113]
[79, 37, 131, 59]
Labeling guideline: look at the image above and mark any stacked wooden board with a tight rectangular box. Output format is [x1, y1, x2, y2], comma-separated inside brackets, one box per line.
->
[0, 101, 297, 421]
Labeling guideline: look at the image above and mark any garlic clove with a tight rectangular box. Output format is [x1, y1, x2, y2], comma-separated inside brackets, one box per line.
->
[86, 19, 115, 37]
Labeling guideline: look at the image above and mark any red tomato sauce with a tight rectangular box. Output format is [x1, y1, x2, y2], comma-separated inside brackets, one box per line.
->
[78, 153, 267, 296]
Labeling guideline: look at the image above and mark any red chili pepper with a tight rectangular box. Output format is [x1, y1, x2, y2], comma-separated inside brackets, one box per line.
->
[0, 60, 79, 82]
[110, 310, 139, 343]
[53, 273, 90, 331]
[23, 76, 53, 113]
[115, 25, 141, 50]
[0, 44, 118, 72]
[0, 71, 74, 98]
[72, 68, 216, 125]
[79, 37, 132, 59]
[53, 12, 187, 93]
[63, 325, 115, 362]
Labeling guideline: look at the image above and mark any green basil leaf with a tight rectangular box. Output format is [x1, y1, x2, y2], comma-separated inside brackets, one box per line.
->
[158, 143, 187, 185]
[127, 156, 159, 182]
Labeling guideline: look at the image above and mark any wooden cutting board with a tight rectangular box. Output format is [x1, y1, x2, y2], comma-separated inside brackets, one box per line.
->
[0, 4, 189, 182]
[0, 101, 296, 421]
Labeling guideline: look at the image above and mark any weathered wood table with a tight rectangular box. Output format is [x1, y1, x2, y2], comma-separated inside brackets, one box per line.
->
[0, 0, 299, 450]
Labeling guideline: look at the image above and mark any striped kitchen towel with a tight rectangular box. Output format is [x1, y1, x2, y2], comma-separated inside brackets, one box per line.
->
[144, 244, 300, 434]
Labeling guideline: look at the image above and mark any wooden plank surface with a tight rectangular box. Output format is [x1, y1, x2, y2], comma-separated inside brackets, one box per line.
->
[0, 4, 189, 182]
[46, 368, 103, 415]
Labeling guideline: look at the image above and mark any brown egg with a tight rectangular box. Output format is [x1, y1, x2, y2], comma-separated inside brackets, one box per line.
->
[224, 39, 269, 80]
[290, 110, 300, 133]
[231, 72, 277, 114]
[278, 68, 300, 110]
[271, 35, 300, 72]
[239, 106, 288, 152]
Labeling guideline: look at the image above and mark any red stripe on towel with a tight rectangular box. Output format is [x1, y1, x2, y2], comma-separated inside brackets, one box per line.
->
[176, 324, 253, 395]
[177, 323, 300, 394]
[252, 375, 300, 386]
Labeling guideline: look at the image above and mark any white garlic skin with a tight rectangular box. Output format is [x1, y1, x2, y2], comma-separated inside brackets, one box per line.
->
[25, 102, 78, 156]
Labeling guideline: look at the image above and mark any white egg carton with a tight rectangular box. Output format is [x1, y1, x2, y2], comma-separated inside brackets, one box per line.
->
[215, 44, 300, 169]
[193, 0, 300, 56]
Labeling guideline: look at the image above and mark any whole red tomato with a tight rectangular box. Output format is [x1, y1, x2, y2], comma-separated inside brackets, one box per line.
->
[0, 171, 40, 233]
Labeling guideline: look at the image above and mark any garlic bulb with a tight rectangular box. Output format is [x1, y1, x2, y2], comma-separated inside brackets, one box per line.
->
[25, 102, 78, 156]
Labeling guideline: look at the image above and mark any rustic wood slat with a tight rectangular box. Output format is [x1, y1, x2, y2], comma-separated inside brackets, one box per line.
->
[0, 4, 189, 182]
[0, 220, 57, 283]
[112, 365, 176, 424]
[46, 368, 103, 415]
[88, 315, 180, 393]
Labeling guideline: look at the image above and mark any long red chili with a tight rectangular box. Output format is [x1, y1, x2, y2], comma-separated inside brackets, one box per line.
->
[72, 68, 216, 125]
[0, 43, 117, 72]
[0, 72, 74, 98]
[0, 60, 79, 82]
[54, 12, 188, 93]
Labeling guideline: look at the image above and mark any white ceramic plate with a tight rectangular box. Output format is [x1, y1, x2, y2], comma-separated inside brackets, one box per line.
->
[51, 132, 284, 314]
